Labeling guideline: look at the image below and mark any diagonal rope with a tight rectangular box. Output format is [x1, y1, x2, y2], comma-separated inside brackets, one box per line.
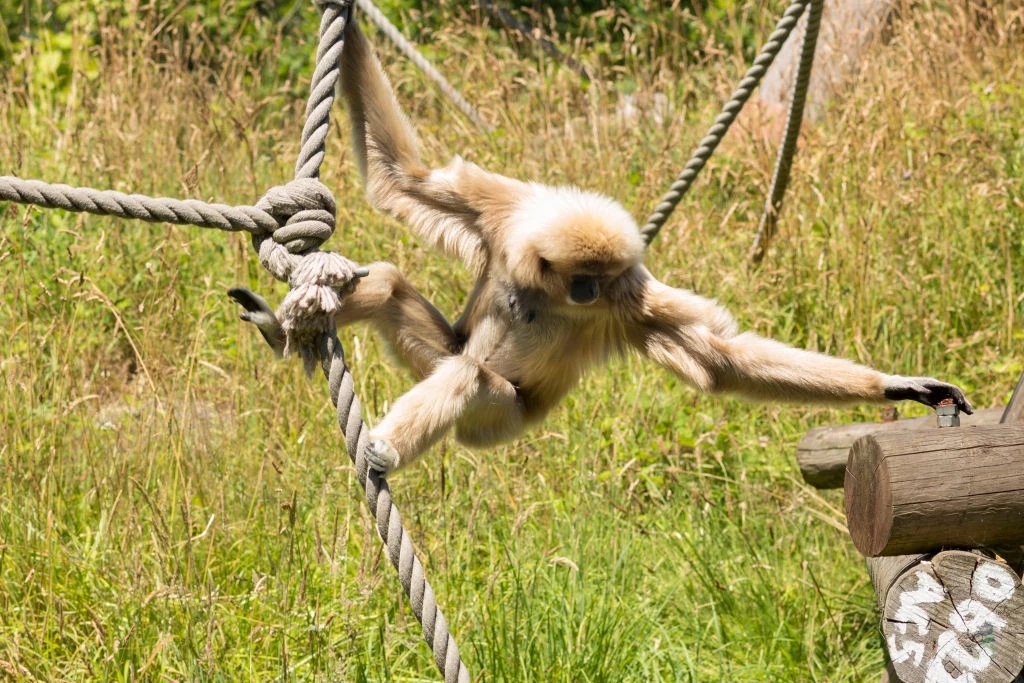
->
[749, 0, 825, 264]
[354, 0, 492, 133]
[320, 334, 469, 683]
[0, 1, 470, 680]
[640, 0, 811, 246]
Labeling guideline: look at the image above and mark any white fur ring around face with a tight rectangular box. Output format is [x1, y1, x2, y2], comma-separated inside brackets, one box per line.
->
[365, 438, 401, 474]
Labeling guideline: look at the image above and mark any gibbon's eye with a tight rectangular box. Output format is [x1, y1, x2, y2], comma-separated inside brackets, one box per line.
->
[568, 275, 600, 305]
[538, 257, 552, 273]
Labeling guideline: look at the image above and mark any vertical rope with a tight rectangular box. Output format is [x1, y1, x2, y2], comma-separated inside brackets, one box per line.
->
[749, 0, 825, 265]
[298, 4, 470, 680]
[639, 0, 810, 245]
[319, 334, 470, 683]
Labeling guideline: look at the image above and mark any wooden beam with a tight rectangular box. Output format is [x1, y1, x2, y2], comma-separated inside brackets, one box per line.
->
[795, 407, 1005, 489]
[845, 425, 1024, 556]
[868, 550, 1024, 683]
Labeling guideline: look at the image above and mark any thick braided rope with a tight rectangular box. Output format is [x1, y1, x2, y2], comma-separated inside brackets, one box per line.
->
[0, 177, 278, 233]
[293, 4, 470, 679]
[354, 0, 492, 133]
[320, 334, 470, 683]
[749, 0, 825, 264]
[640, 0, 810, 245]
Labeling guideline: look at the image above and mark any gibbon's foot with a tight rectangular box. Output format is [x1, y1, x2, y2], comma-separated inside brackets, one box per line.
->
[884, 376, 974, 414]
[228, 288, 286, 357]
[365, 438, 401, 474]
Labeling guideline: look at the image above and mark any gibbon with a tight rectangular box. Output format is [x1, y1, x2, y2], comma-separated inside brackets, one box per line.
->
[231, 19, 971, 475]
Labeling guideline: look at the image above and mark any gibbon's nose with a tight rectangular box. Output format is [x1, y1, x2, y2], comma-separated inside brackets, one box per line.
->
[569, 275, 600, 305]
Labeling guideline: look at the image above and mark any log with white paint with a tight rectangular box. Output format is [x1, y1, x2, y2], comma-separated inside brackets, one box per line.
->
[869, 550, 1024, 683]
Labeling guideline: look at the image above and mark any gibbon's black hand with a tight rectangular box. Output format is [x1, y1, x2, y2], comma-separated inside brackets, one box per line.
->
[228, 287, 286, 357]
[884, 377, 974, 414]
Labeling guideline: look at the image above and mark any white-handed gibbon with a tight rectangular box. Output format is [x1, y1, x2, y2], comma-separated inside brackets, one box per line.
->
[231, 18, 971, 475]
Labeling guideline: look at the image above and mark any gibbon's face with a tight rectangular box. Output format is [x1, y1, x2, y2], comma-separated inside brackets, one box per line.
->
[504, 185, 645, 308]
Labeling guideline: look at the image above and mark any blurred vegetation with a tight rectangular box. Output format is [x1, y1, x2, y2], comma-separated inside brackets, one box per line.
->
[1, 0, 781, 99]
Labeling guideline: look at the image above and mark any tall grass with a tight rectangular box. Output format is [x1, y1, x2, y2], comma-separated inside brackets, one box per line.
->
[1, 0, 1022, 679]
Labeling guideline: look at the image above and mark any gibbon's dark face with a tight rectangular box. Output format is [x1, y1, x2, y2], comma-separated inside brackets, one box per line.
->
[568, 274, 601, 305]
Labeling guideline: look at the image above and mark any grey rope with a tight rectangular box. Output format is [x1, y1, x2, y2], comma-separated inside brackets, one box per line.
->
[749, 0, 824, 264]
[640, 0, 811, 245]
[354, 0, 493, 133]
[477, 0, 592, 82]
[0, 1, 470, 680]
[320, 334, 469, 683]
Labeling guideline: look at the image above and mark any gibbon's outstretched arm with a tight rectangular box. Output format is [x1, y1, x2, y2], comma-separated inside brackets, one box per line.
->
[340, 19, 524, 273]
[627, 274, 973, 412]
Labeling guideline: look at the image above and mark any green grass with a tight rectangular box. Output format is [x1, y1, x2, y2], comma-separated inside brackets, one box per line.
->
[1, 0, 1023, 680]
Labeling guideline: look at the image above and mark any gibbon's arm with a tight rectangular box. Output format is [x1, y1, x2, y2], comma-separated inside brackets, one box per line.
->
[340, 20, 523, 272]
[627, 274, 973, 412]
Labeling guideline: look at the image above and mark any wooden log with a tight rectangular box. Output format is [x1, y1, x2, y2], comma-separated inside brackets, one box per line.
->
[868, 550, 1024, 683]
[1002, 370, 1024, 424]
[796, 407, 1005, 489]
[845, 424, 1024, 556]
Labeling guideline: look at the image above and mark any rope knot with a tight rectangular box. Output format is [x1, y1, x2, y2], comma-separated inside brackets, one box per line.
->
[277, 250, 362, 373]
[257, 178, 337, 253]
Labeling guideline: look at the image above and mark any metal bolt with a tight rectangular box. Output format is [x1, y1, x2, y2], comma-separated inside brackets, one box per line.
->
[936, 399, 960, 428]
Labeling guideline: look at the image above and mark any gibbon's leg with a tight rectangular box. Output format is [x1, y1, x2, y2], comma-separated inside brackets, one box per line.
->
[628, 276, 973, 412]
[365, 355, 522, 473]
[336, 261, 460, 379]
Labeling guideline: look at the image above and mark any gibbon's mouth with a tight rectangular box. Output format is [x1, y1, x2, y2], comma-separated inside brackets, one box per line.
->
[568, 275, 600, 305]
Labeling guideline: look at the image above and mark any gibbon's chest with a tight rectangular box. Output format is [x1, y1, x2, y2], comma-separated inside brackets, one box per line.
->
[453, 277, 618, 403]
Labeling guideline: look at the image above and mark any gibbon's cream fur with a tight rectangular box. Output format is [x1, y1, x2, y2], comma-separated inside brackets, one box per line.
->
[232, 20, 971, 474]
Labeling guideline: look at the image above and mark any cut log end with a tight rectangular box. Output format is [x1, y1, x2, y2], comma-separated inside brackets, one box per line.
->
[846, 434, 892, 556]
[878, 551, 1024, 683]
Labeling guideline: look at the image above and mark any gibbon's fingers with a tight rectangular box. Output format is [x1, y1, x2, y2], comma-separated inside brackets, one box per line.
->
[228, 288, 285, 357]
[884, 376, 974, 414]
[365, 438, 401, 474]
[339, 19, 524, 272]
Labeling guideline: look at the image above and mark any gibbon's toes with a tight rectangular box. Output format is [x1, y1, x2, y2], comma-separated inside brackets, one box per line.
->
[228, 287, 286, 357]
[884, 376, 974, 415]
[365, 438, 401, 474]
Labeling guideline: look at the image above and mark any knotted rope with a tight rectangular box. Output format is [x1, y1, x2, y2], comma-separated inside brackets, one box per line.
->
[640, 0, 820, 248]
[0, 2, 469, 681]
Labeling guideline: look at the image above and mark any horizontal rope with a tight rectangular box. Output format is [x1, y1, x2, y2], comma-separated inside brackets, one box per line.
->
[0, 176, 277, 234]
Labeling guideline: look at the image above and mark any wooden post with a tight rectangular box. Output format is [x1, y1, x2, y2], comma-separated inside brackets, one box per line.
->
[1002, 370, 1024, 424]
[759, 0, 894, 122]
[845, 425, 1024, 556]
[868, 550, 1024, 683]
[796, 408, 1005, 489]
